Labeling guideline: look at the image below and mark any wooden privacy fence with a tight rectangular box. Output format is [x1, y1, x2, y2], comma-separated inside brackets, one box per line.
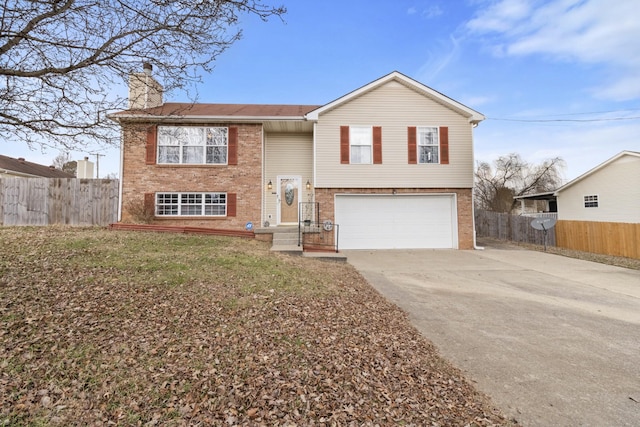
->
[556, 220, 640, 260]
[0, 177, 119, 226]
[475, 209, 556, 246]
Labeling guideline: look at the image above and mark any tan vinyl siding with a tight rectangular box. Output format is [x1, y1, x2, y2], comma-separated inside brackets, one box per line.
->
[315, 80, 475, 188]
[557, 155, 640, 223]
[264, 132, 313, 224]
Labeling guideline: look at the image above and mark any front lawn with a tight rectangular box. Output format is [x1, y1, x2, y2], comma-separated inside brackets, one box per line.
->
[0, 227, 507, 426]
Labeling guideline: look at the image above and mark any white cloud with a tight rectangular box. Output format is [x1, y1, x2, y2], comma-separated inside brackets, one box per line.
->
[466, 0, 640, 100]
[408, 4, 444, 19]
[463, 95, 496, 107]
[466, 0, 533, 33]
[591, 73, 640, 102]
[474, 119, 640, 181]
[422, 5, 444, 18]
[417, 36, 461, 81]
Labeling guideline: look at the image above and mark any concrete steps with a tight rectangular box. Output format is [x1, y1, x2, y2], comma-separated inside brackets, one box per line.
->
[270, 228, 303, 254]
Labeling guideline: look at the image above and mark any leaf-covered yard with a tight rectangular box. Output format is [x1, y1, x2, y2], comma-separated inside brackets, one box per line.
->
[0, 227, 508, 426]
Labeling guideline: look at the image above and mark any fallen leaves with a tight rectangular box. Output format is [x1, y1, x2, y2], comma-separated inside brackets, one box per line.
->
[0, 227, 509, 425]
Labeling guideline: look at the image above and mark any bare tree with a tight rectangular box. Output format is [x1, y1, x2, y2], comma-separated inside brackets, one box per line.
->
[52, 151, 77, 175]
[475, 153, 565, 213]
[1, 0, 285, 150]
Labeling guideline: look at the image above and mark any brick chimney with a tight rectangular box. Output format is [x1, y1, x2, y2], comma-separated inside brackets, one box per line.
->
[128, 62, 163, 110]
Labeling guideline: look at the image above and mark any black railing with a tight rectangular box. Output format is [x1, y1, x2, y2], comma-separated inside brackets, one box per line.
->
[297, 203, 339, 252]
[297, 220, 340, 253]
[299, 202, 319, 225]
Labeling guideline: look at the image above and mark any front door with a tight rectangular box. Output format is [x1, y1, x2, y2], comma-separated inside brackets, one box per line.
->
[278, 176, 301, 225]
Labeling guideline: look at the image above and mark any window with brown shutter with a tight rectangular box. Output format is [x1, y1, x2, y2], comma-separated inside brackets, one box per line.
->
[340, 126, 350, 164]
[407, 126, 417, 164]
[373, 126, 382, 164]
[145, 126, 157, 165]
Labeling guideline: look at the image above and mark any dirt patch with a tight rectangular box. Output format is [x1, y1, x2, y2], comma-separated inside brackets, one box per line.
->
[478, 237, 640, 270]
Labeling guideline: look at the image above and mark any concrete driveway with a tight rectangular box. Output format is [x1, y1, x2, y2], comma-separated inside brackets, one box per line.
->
[345, 244, 640, 427]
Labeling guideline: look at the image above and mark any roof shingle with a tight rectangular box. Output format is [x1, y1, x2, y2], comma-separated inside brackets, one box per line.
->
[0, 155, 75, 178]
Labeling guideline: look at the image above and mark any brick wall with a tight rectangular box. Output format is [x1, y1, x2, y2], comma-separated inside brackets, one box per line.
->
[314, 187, 474, 249]
[120, 122, 262, 230]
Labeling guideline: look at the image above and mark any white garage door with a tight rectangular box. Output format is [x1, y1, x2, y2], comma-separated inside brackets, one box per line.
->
[335, 194, 457, 249]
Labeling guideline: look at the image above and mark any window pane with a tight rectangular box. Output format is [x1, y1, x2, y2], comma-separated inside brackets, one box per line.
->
[351, 146, 372, 164]
[206, 146, 227, 164]
[182, 127, 205, 146]
[584, 195, 598, 208]
[156, 193, 179, 216]
[419, 146, 439, 163]
[158, 146, 180, 163]
[158, 127, 182, 145]
[204, 193, 226, 216]
[156, 192, 227, 216]
[181, 205, 202, 215]
[206, 128, 228, 146]
[205, 205, 226, 215]
[418, 127, 438, 146]
[418, 127, 439, 164]
[350, 127, 372, 146]
[182, 146, 203, 164]
[181, 194, 202, 204]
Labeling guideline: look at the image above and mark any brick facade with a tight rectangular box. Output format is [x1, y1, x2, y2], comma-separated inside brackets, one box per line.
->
[313, 187, 474, 249]
[120, 122, 263, 230]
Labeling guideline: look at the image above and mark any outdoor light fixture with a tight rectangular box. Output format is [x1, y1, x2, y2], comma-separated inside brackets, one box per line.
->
[306, 180, 311, 190]
[267, 180, 272, 190]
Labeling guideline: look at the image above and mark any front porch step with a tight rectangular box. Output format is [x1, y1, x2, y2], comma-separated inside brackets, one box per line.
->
[270, 228, 302, 254]
[270, 244, 303, 254]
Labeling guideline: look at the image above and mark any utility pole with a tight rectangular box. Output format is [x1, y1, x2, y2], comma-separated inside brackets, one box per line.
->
[90, 153, 105, 178]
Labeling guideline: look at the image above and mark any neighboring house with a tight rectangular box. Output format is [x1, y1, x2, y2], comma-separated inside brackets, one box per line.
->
[0, 155, 74, 178]
[554, 151, 640, 259]
[555, 151, 640, 223]
[513, 191, 557, 216]
[110, 66, 485, 250]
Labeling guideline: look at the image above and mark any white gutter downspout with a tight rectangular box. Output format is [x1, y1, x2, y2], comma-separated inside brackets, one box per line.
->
[117, 123, 124, 222]
[261, 126, 265, 228]
[471, 120, 484, 250]
[472, 190, 484, 250]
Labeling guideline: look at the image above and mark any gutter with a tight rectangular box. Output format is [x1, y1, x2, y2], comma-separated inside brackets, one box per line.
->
[0, 169, 41, 178]
[108, 114, 310, 123]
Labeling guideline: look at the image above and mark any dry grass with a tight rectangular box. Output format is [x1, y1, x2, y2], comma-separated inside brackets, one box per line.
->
[1, 227, 508, 426]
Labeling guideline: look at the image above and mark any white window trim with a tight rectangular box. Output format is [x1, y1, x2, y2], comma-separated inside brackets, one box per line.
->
[156, 192, 227, 217]
[417, 126, 440, 164]
[157, 126, 229, 165]
[583, 194, 599, 208]
[349, 125, 373, 164]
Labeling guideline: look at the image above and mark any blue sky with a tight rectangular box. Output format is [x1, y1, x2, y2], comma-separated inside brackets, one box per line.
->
[5, 0, 640, 182]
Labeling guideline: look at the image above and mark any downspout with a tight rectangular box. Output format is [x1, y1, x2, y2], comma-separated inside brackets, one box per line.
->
[471, 120, 484, 250]
[117, 122, 124, 222]
[472, 190, 484, 250]
[261, 125, 265, 227]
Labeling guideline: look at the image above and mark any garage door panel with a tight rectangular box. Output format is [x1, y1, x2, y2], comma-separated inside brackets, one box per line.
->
[335, 195, 456, 249]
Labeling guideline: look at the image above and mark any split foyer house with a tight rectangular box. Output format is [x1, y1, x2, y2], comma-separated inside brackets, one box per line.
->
[110, 66, 485, 250]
